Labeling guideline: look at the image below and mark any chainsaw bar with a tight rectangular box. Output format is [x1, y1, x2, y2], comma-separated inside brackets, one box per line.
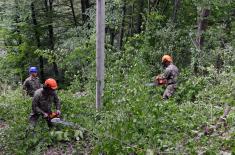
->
[50, 118, 74, 126]
[145, 83, 158, 86]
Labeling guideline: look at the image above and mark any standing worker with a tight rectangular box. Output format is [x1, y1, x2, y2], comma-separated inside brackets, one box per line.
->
[23, 67, 42, 97]
[156, 55, 179, 100]
[29, 78, 61, 127]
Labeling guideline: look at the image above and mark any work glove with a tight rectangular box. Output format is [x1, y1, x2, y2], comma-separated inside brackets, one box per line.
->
[156, 74, 163, 80]
[155, 75, 161, 83]
[43, 113, 48, 118]
[56, 110, 61, 116]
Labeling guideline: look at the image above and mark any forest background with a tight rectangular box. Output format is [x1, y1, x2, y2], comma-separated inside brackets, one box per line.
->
[0, 0, 234, 154]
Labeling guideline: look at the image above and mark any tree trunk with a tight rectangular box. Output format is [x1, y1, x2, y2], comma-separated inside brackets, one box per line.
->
[31, 2, 40, 47]
[96, 0, 105, 110]
[162, 0, 169, 14]
[193, 7, 210, 74]
[148, 0, 150, 14]
[152, 0, 161, 11]
[14, 0, 22, 45]
[69, 0, 78, 27]
[118, 0, 126, 50]
[215, 53, 223, 73]
[196, 8, 210, 49]
[48, 0, 54, 50]
[215, 9, 235, 73]
[81, 0, 90, 22]
[109, 28, 115, 46]
[31, 2, 45, 81]
[136, 1, 144, 33]
[44, 0, 59, 79]
[129, 3, 134, 36]
[172, 0, 180, 22]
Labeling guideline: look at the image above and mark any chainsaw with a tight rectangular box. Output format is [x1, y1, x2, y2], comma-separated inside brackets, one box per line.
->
[47, 112, 74, 126]
[145, 77, 167, 87]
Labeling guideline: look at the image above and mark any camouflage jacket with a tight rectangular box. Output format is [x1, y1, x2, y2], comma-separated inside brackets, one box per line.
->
[32, 88, 61, 114]
[23, 76, 41, 97]
[163, 63, 179, 85]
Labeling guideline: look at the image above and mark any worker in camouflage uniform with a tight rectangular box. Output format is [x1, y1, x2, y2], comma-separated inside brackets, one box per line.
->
[156, 55, 179, 100]
[23, 67, 41, 97]
[29, 78, 61, 127]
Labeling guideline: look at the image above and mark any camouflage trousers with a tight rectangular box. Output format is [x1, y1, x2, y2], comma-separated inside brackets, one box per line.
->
[163, 84, 177, 100]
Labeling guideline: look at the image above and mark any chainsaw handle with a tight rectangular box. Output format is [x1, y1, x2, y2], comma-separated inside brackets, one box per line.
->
[47, 112, 59, 119]
[155, 77, 167, 85]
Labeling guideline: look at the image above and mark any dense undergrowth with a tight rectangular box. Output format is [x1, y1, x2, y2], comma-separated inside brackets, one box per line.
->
[1, 0, 234, 154]
[0, 33, 234, 154]
[0, 65, 234, 154]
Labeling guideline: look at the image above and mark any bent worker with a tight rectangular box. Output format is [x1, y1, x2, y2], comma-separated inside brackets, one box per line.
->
[156, 55, 179, 100]
[23, 67, 42, 97]
[29, 78, 61, 127]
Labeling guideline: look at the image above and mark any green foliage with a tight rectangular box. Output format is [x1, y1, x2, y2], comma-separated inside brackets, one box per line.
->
[195, 67, 235, 106]
[0, 88, 93, 154]
[0, 64, 234, 154]
[0, 0, 234, 154]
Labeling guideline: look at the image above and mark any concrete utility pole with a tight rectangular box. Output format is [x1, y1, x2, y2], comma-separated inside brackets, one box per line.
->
[96, 0, 105, 110]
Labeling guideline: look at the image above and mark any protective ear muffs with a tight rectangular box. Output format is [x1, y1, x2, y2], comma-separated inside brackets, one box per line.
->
[43, 84, 47, 89]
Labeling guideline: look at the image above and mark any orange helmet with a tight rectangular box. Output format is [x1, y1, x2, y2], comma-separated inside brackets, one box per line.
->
[45, 78, 58, 90]
[162, 55, 173, 63]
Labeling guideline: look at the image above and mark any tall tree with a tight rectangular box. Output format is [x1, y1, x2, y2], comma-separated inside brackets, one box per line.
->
[31, 2, 44, 81]
[81, 0, 90, 23]
[172, 0, 180, 22]
[129, 2, 134, 36]
[151, 0, 160, 11]
[14, 0, 22, 45]
[136, 1, 144, 33]
[44, 0, 59, 80]
[69, 0, 78, 27]
[193, 6, 210, 73]
[196, 7, 210, 49]
[118, 0, 126, 50]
